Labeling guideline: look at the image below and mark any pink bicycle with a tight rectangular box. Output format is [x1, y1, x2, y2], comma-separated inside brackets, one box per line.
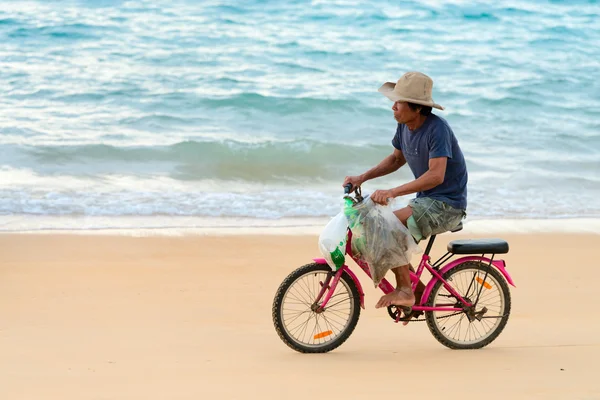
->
[272, 186, 515, 352]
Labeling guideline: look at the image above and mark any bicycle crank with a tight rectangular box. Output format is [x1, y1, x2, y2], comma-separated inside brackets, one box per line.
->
[387, 305, 424, 323]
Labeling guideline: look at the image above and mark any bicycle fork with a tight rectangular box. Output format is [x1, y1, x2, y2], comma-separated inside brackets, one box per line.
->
[311, 261, 366, 312]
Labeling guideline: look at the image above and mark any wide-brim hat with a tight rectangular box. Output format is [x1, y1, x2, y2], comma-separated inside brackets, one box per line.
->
[378, 71, 444, 110]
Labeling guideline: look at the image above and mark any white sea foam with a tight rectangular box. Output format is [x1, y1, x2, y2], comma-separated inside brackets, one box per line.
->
[2, 215, 599, 237]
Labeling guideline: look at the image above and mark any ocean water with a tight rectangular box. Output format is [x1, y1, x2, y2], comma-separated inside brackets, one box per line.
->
[1, 0, 600, 232]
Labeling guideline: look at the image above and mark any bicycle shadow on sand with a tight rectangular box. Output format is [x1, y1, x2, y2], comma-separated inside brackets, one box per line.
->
[271, 341, 599, 366]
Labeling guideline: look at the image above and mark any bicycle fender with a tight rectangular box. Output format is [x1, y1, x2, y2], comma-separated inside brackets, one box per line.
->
[420, 256, 515, 305]
[313, 258, 365, 309]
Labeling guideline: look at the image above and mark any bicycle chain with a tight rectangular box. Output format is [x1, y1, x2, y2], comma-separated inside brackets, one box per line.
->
[392, 308, 464, 323]
[397, 294, 473, 322]
[406, 312, 463, 322]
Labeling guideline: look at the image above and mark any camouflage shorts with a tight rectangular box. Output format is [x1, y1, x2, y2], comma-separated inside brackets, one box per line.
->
[407, 197, 466, 242]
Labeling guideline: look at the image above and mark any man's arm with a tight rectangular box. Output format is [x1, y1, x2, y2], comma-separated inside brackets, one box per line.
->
[391, 157, 447, 197]
[360, 148, 406, 182]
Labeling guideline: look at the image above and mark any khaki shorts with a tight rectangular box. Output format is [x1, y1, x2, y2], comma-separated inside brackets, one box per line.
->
[406, 197, 466, 242]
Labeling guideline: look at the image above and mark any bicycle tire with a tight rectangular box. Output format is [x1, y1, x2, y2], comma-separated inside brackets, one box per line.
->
[272, 262, 361, 353]
[425, 261, 511, 349]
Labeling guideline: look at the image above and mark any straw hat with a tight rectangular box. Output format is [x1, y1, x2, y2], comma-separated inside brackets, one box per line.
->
[378, 71, 444, 110]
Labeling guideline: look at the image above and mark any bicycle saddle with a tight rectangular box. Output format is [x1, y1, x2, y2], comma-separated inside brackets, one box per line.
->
[447, 239, 509, 255]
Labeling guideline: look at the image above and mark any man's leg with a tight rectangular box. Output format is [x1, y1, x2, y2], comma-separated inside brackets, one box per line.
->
[409, 264, 426, 303]
[374, 206, 425, 309]
[393, 206, 426, 300]
[375, 264, 414, 308]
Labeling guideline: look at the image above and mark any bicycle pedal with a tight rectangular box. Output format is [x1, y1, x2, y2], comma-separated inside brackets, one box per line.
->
[393, 306, 412, 323]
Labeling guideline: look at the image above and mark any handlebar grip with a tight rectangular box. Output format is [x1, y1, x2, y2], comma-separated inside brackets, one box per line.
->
[344, 183, 353, 194]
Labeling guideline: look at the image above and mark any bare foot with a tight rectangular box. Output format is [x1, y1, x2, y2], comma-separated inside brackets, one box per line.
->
[401, 290, 424, 326]
[375, 288, 415, 309]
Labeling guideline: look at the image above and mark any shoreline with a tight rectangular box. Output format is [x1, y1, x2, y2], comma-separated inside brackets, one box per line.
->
[1, 215, 600, 236]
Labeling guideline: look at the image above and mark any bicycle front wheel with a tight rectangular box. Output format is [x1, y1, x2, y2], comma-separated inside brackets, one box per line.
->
[272, 263, 361, 353]
[425, 261, 511, 349]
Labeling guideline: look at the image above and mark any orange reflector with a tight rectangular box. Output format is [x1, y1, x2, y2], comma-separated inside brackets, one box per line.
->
[314, 330, 333, 339]
[476, 277, 492, 289]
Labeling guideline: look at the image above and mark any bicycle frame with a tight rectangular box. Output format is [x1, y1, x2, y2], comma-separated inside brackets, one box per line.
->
[313, 228, 515, 312]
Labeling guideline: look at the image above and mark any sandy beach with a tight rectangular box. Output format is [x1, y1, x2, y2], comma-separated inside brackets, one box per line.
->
[1, 231, 599, 399]
[3, 1, 600, 399]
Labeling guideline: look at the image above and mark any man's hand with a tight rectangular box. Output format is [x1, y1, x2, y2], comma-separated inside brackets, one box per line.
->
[342, 175, 364, 192]
[370, 189, 395, 205]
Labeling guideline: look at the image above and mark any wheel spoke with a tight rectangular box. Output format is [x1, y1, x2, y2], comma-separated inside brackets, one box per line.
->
[323, 312, 351, 328]
[320, 313, 334, 336]
[447, 314, 465, 339]
[289, 285, 311, 305]
[283, 309, 311, 324]
[308, 314, 319, 343]
[326, 297, 352, 309]
[471, 321, 484, 338]
[322, 313, 344, 332]
[299, 312, 314, 343]
[297, 277, 315, 304]
[290, 312, 313, 337]
[324, 307, 350, 319]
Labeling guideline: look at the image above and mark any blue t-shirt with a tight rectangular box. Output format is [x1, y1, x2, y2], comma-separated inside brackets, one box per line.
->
[392, 114, 468, 210]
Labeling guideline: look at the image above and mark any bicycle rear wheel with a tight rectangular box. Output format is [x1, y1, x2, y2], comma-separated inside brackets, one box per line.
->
[272, 263, 361, 353]
[425, 261, 511, 349]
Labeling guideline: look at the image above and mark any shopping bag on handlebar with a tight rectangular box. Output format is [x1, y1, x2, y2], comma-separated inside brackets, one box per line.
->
[318, 212, 348, 271]
[346, 196, 421, 287]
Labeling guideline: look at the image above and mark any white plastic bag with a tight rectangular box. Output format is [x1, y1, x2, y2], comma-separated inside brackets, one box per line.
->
[318, 212, 348, 270]
[347, 196, 421, 287]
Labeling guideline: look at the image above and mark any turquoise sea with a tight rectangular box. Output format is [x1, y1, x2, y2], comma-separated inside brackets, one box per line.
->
[1, 0, 599, 231]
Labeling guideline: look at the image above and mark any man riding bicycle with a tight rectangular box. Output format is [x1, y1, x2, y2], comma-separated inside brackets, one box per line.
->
[343, 71, 468, 313]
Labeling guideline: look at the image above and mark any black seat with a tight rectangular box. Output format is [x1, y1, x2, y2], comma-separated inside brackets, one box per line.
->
[448, 239, 509, 255]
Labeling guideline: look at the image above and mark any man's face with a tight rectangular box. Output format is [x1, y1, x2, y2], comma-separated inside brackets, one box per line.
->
[392, 101, 419, 124]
